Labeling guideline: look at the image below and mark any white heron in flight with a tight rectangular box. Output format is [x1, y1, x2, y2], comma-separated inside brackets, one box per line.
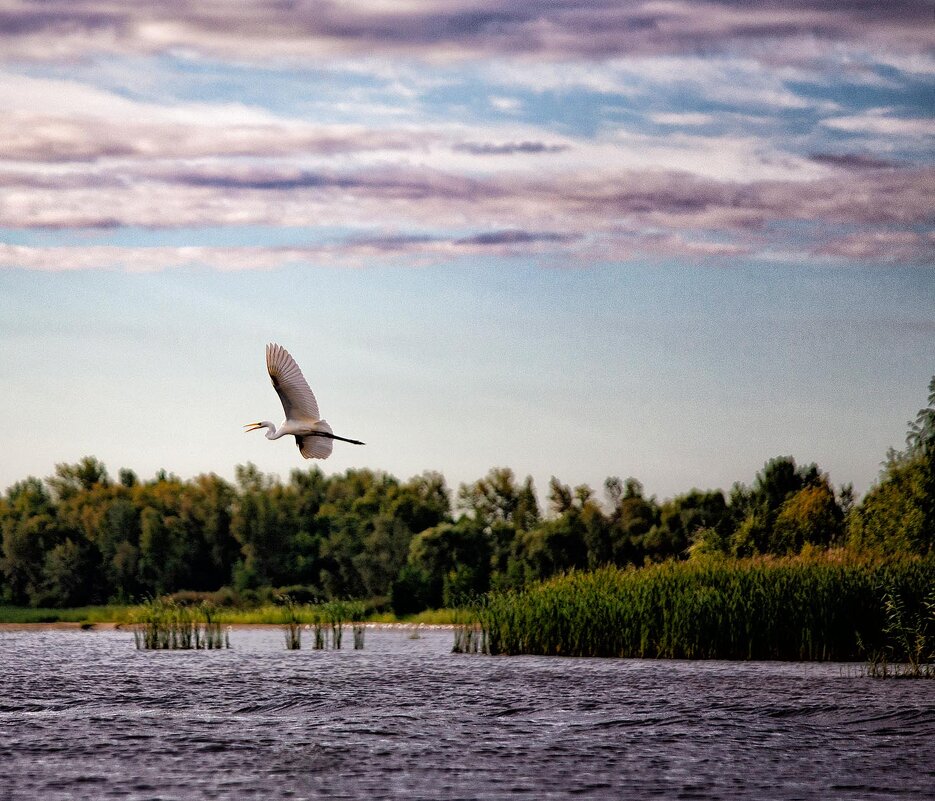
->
[244, 343, 364, 459]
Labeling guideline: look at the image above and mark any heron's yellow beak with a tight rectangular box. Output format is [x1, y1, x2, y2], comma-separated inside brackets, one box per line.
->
[243, 422, 262, 432]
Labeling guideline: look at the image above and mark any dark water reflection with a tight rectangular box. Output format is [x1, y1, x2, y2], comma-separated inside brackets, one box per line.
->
[1, 628, 932, 800]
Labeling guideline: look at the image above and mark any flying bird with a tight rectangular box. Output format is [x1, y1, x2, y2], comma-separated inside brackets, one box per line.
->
[245, 343, 364, 459]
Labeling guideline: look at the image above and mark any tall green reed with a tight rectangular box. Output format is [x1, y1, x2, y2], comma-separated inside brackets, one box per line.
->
[451, 600, 485, 654]
[274, 597, 368, 650]
[132, 599, 231, 650]
[471, 554, 934, 662]
[324, 600, 346, 649]
[861, 582, 934, 678]
[347, 601, 367, 650]
[280, 596, 302, 650]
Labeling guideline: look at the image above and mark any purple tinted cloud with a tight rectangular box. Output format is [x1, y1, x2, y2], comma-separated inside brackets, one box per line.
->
[453, 142, 570, 156]
[1, 1, 931, 63]
[0, 115, 422, 164]
[0, 0, 930, 271]
[3, 162, 931, 227]
[455, 230, 578, 246]
[808, 153, 903, 170]
[2, 161, 931, 263]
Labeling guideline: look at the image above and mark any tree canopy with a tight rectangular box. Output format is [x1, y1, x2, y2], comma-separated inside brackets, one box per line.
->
[2, 377, 932, 611]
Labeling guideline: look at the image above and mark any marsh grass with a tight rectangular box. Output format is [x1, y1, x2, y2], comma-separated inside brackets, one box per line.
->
[280, 596, 302, 650]
[132, 599, 231, 650]
[311, 609, 327, 649]
[325, 600, 346, 649]
[471, 554, 934, 662]
[271, 597, 369, 650]
[451, 605, 485, 654]
[0, 605, 136, 625]
[346, 601, 367, 650]
[860, 583, 934, 678]
[196, 603, 228, 649]
[0, 603, 460, 626]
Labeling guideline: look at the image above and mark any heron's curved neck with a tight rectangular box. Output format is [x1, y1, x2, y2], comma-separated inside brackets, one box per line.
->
[259, 421, 285, 440]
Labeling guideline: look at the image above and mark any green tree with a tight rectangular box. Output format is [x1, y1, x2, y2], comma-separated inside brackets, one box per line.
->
[850, 376, 935, 555]
[97, 497, 141, 601]
[231, 464, 293, 589]
[317, 469, 400, 598]
[458, 468, 539, 589]
[137, 497, 203, 596]
[771, 480, 843, 553]
[185, 474, 238, 591]
[728, 456, 825, 555]
[47, 457, 110, 501]
[354, 471, 451, 599]
[399, 519, 490, 611]
[0, 478, 61, 604]
[646, 489, 729, 560]
[905, 376, 935, 458]
[606, 477, 658, 565]
[390, 563, 436, 616]
[41, 538, 93, 607]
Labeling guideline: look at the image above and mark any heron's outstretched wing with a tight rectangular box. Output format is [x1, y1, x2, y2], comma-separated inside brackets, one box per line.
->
[266, 343, 320, 423]
[296, 421, 334, 460]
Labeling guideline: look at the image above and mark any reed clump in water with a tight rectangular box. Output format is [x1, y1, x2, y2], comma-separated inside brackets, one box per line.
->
[310, 607, 328, 649]
[473, 553, 934, 662]
[280, 596, 302, 650]
[451, 603, 485, 654]
[273, 598, 368, 651]
[861, 584, 934, 678]
[347, 601, 367, 649]
[133, 599, 231, 650]
[196, 602, 229, 649]
[324, 600, 347, 649]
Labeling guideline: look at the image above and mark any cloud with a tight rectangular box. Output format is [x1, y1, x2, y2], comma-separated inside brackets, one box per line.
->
[3, 159, 931, 230]
[2, 162, 931, 265]
[0, 227, 585, 272]
[649, 112, 716, 127]
[453, 141, 570, 155]
[455, 230, 578, 246]
[489, 96, 522, 113]
[0, 2, 931, 65]
[820, 108, 934, 137]
[812, 230, 935, 264]
[0, 3, 929, 273]
[0, 113, 427, 164]
[808, 153, 901, 170]
[0, 74, 434, 164]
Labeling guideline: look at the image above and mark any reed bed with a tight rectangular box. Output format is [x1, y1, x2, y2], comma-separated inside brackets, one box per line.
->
[326, 600, 346, 649]
[860, 584, 935, 678]
[280, 597, 302, 650]
[132, 600, 231, 650]
[346, 601, 367, 650]
[473, 554, 934, 663]
[451, 606, 485, 654]
[275, 598, 368, 650]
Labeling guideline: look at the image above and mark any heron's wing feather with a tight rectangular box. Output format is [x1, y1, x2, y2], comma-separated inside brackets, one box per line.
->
[297, 422, 334, 460]
[266, 343, 320, 422]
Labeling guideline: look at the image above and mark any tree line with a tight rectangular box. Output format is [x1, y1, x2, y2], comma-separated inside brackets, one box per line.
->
[2, 377, 932, 611]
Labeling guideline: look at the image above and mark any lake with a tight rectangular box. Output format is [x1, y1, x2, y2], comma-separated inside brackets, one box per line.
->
[1, 627, 932, 800]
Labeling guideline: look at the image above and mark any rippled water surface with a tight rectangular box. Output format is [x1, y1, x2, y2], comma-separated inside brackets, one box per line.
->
[1, 627, 933, 800]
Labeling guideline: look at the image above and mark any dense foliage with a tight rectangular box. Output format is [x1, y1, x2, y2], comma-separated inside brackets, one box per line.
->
[1, 378, 932, 610]
[478, 554, 934, 661]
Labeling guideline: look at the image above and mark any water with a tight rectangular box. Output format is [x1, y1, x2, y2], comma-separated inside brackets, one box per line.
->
[1, 627, 933, 800]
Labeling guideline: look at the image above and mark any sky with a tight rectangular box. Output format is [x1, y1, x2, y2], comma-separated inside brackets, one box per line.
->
[0, 0, 933, 505]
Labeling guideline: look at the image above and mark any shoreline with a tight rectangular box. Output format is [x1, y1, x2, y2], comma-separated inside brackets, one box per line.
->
[0, 621, 457, 632]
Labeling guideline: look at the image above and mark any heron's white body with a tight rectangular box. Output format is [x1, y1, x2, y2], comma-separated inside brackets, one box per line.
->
[245, 343, 363, 459]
